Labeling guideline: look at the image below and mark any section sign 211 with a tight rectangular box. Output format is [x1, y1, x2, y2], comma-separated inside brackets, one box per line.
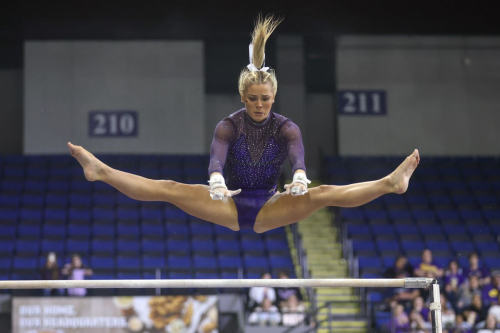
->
[338, 90, 387, 116]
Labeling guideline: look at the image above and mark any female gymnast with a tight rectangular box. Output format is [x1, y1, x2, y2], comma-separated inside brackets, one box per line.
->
[68, 15, 420, 233]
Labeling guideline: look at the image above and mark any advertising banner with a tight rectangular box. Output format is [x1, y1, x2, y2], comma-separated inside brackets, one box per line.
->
[13, 295, 218, 333]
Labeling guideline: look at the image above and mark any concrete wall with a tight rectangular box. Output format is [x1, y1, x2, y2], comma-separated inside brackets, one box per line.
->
[337, 36, 500, 156]
[0, 70, 23, 154]
[24, 41, 205, 154]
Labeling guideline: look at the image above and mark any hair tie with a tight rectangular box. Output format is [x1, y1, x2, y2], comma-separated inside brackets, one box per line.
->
[247, 44, 269, 72]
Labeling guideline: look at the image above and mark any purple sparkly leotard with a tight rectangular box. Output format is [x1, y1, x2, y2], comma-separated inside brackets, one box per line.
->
[208, 109, 306, 229]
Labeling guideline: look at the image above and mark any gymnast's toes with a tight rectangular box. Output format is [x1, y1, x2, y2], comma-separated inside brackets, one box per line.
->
[68, 142, 104, 182]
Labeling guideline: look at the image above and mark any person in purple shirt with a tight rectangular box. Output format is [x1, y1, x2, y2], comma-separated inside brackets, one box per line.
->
[482, 270, 500, 306]
[67, 15, 420, 233]
[62, 254, 93, 296]
[445, 260, 465, 310]
[463, 253, 491, 287]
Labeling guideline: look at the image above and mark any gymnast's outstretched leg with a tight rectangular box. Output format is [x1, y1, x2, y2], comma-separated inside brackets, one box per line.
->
[254, 149, 420, 233]
[67, 143, 240, 231]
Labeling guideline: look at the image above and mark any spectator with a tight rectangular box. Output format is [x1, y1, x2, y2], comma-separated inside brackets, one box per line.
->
[463, 293, 489, 327]
[387, 272, 420, 309]
[441, 294, 456, 330]
[384, 255, 413, 279]
[477, 314, 500, 332]
[457, 275, 482, 311]
[463, 253, 491, 287]
[41, 252, 64, 296]
[249, 273, 276, 309]
[275, 271, 303, 309]
[445, 260, 466, 310]
[281, 294, 305, 313]
[388, 304, 410, 333]
[248, 298, 282, 326]
[453, 314, 473, 333]
[409, 297, 430, 331]
[483, 270, 500, 306]
[61, 254, 93, 296]
[489, 294, 500, 322]
[414, 249, 444, 279]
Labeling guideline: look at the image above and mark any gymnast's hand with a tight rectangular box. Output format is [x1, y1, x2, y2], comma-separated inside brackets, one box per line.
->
[208, 173, 241, 200]
[209, 188, 242, 200]
[284, 172, 311, 196]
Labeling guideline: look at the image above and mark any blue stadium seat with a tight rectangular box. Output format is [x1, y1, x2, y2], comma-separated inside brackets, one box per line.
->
[376, 241, 400, 253]
[193, 256, 217, 269]
[241, 239, 264, 252]
[140, 209, 162, 223]
[390, 210, 412, 221]
[443, 225, 466, 235]
[92, 208, 115, 222]
[425, 241, 450, 252]
[116, 240, 140, 253]
[244, 255, 269, 269]
[218, 255, 242, 268]
[190, 223, 214, 237]
[117, 223, 140, 238]
[21, 194, 44, 208]
[117, 208, 139, 221]
[66, 240, 90, 255]
[411, 210, 435, 221]
[20, 209, 43, 223]
[269, 255, 293, 268]
[142, 255, 165, 269]
[418, 224, 443, 235]
[116, 271, 142, 279]
[395, 224, 418, 236]
[341, 208, 365, 221]
[216, 239, 241, 253]
[117, 256, 141, 269]
[169, 271, 192, 279]
[70, 180, 92, 192]
[0, 258, 11, 270]
[141, 239, 165, 253]
[168, 255, 191, 269]
[116, 194, 139, 209]
[92, 224, 116, 237]
[195, 271, 219, 279]
[220, 270, 239, 279]
[91, 239, 115, 254]
[47, 180, 70, 193]
[401, 241, 425, 253]
[190, 238, 214, 252]
[141, 223, 164, 237]
[365, 210, 388, 221]
[0, 222, 16, 238]
[93, 194, 115, 207]
[45, 194, 68, 207]
[166, 240, 190, 253]
[352, 240, 376, 253]
[370, 224, 395, 237]
[41, 239, 65, 255]
[18, 223, 42, 238]
[265, 240, 289, 251]
[24, 180, 46, 193]
[475, 242, 499, 254]
[67, 224, 91, 238]
[214, 225, 235, 235]
[0, 240, 15, 254]
[0, 180, 23, 194]
[16, 239, 40, 255]
[69, 209, 91, 223]
[164, 208, 188, 221]
[450, 241, 475, 253]
[70, 193, 92, 208]
[347, 224, 371, 237]
[13, 256, 38, 270]
[357, 256, 381, 269]
[165, 223, 189, 237]
[0, 194, 21, 208]
[90, 256, 115, 269]
[466, 224, 491, 234]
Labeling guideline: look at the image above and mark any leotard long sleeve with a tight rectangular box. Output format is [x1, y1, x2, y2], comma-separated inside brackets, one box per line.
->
[208, 109, 306, 191]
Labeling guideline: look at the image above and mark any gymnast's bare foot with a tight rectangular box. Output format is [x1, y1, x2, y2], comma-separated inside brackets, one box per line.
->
[67, 142, 107, 182]
[388, 149, 420, 194]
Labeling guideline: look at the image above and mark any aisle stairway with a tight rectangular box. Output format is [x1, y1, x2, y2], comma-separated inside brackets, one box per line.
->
[297, 207, 367, 333]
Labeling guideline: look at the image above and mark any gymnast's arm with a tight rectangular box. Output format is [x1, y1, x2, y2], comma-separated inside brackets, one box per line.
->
[208, 120, 241, 198]
[281, 121, 309, 194]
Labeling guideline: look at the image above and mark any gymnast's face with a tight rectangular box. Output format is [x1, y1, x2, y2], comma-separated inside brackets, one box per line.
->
[241, 84, 275, 123]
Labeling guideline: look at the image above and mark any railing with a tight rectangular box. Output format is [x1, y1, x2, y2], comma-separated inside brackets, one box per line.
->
[290, 223, 318, 321]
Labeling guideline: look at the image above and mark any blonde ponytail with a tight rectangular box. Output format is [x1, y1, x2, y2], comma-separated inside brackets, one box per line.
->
[238, 14, 283, 96]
